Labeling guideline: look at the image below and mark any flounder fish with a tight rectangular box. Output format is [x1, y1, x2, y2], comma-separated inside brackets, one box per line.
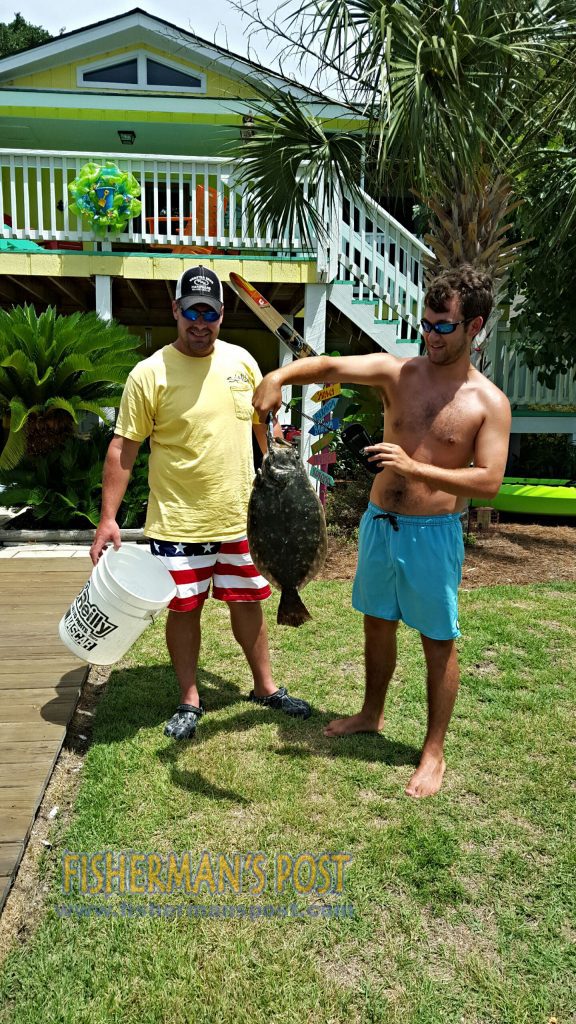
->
[248, 440, 327, 626]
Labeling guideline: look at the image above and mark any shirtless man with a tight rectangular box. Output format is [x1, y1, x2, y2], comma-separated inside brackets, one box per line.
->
[253, 265, 511, 798]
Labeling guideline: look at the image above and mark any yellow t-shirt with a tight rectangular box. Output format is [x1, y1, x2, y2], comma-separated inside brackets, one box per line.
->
[115, 341, 262, 542]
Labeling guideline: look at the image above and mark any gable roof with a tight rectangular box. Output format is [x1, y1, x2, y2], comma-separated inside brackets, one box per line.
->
[0, 7, 327, 103]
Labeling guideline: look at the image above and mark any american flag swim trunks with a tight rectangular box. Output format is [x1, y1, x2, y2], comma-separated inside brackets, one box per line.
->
[149, 537, 271, 612]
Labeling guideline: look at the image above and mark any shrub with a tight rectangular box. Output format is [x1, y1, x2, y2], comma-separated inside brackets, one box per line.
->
[0, 426, 149, 530]
[0, 305, 141, 469]
[515, 434, 576, 479]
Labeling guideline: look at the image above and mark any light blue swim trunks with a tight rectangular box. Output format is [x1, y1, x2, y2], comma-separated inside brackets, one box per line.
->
[352, 501, 466, 640]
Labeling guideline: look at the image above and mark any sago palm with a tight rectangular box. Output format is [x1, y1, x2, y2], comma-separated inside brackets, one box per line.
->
[0, 426, 111, 528]
[0, 305, 141, 469]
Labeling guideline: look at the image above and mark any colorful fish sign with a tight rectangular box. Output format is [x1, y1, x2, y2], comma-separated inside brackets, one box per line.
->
[311, 383, 341, 403]
[308, 418, 340, 437]
[310, 466, 335, 487]
[311, 397, 339, 422]
[308, 451, 337, 466]
[311, 432, 337, 454]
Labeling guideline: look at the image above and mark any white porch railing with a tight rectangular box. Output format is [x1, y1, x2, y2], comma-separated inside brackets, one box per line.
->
[0, 149, 431, 325]
[335, 185, 433, 339]
[0, 148, 310, 251]
[486, 325, 576, 407]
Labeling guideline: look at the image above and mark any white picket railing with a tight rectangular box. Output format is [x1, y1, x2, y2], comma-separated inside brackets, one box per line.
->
[0, 147, 431, 337]
[335, 185, 432, 339]
[0, 149, 309, 251]
[486, 326, 576, 407]
[0, 149, 431, 302]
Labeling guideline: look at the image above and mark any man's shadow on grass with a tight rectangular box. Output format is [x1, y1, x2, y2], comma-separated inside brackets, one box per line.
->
[166, 669, 419, 790]
[59, 662, 419, 799]
[196, 672, 419, 769]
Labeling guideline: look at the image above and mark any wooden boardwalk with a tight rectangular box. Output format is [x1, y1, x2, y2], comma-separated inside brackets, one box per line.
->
[0, 556, 91, 911]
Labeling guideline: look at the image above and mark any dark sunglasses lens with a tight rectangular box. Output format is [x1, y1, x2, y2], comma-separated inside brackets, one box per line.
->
[421, 319, 456, 335]
[182, 308, 219, 322]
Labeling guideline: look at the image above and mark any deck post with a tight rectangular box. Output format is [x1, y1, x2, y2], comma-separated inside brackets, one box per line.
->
[95, 275, 112, 321]
[95, 269, 115, 425]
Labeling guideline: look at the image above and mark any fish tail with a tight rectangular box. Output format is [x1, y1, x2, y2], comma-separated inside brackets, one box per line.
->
[277, 588, 312, 627]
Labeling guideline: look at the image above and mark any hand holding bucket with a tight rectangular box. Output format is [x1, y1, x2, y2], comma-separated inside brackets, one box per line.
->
[59, 546, 176, 665]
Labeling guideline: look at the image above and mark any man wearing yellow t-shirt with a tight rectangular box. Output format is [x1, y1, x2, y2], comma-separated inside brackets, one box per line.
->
[90, 266, 310, 739]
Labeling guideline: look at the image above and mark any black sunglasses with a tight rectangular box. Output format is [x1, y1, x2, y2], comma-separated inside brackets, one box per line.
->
[180, 307, 221, 323]
[420, 317, 474, 335]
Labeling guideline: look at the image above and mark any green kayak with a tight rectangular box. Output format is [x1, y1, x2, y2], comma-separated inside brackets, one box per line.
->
[471, 478, 576, 516]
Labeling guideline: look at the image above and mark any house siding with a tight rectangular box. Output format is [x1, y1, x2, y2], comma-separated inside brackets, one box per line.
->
[4, 43, 260, 100]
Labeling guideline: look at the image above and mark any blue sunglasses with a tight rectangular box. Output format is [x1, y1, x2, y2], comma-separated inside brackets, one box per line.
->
[180, 306, 221, 323]
[420, 317, 473, 335]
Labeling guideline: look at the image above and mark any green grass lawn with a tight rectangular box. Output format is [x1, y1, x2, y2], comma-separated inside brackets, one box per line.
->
[1, 582, 575, 1024]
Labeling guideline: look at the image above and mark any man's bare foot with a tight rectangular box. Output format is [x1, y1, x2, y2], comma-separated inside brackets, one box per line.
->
[404, 753, 446, 798]
[323, 713, 384, 738]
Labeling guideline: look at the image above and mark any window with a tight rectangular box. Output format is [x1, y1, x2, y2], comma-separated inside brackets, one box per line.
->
[78, 51, 206, 93]
[83, 59, 138, 84]
[146, 59, 201, 88]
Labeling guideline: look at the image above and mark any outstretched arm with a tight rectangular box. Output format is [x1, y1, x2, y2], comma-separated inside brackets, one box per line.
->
[90, 435, 141, 564]
[252, 353, 396, 420]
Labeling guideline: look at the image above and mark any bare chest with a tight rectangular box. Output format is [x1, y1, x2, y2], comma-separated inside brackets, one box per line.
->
[386, 393, 481, 452]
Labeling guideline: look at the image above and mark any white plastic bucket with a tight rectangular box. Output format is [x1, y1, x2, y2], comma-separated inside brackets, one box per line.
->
[58, 545, 176, 665]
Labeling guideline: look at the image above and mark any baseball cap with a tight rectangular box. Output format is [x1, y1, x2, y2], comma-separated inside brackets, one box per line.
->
[175, 266, 224, 314]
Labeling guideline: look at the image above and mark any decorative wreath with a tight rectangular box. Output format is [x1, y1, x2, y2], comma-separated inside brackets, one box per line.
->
[68, 161, 142, 235]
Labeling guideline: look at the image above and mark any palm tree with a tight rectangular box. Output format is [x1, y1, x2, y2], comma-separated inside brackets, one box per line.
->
[0, 305, 141, 469]
[237, 1, 575, 304]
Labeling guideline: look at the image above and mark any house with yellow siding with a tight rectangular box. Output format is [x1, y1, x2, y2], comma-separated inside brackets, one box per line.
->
[1, 7, 574, 446]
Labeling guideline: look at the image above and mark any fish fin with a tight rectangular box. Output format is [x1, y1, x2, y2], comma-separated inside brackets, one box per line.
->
[277, 588, 312, 627]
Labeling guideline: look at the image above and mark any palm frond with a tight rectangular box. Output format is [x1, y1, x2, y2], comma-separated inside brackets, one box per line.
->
[75, 400, 118, 422]
[0, 350, 39, 383]
[0, 427, 26, 471]
[74, 367, 139, 391]
[239, 0, 576, 226]
[8, 397, 36, 434]
[233, 91, 364, 244]
[52, 354, 95, 389]
[43, 397, 79, 421]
